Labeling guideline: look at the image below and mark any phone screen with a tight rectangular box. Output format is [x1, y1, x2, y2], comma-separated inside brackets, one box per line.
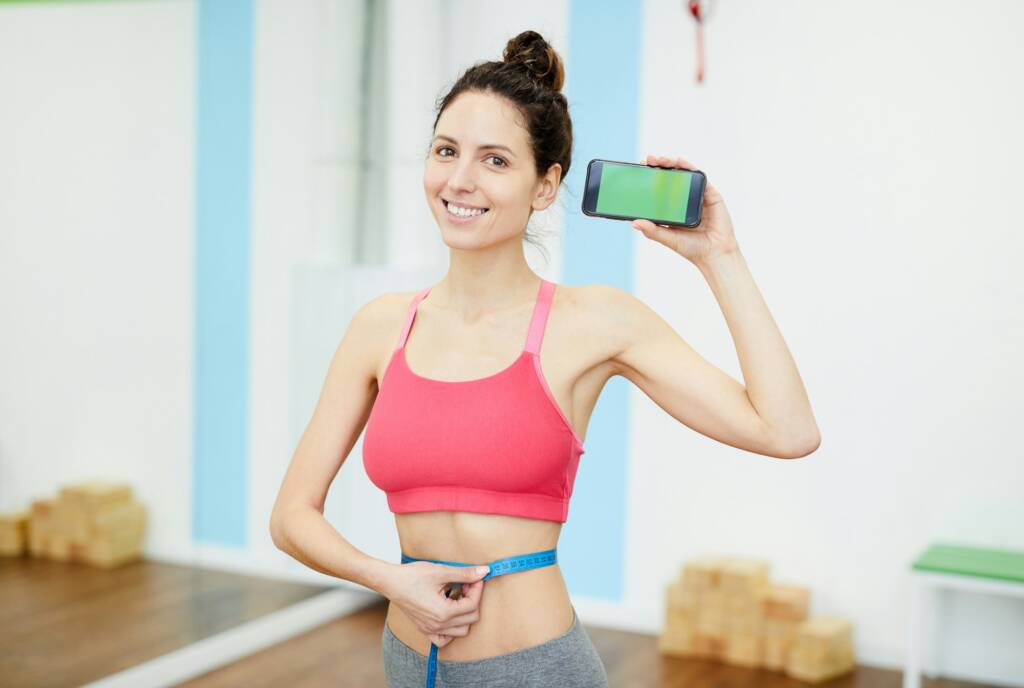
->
[583, 159, 705, 227]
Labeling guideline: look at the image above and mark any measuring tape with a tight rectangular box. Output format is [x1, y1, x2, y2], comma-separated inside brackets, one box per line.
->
[399, 548, 558, 688]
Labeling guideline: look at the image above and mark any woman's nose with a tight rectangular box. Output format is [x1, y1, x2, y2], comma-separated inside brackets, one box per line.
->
[446, 162, 477, 191]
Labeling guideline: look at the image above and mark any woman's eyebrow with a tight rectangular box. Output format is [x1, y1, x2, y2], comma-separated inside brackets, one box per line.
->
[432, 134, 515, 156]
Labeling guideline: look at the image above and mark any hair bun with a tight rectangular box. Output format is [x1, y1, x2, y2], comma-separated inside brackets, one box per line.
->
[502, 30, 564, 92]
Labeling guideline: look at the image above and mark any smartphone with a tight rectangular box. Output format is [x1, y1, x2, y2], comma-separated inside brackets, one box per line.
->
[581, 158, 706, 228]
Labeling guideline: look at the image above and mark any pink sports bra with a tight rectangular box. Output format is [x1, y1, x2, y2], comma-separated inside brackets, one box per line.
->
[362, 278, 586, 523]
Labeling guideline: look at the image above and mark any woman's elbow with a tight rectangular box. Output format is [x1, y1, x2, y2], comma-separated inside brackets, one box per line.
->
[269, 508, 291, 551]
[785, 430, 821, 459]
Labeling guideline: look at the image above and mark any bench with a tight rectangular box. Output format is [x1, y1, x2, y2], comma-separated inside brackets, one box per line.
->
[904, 542, 1024, 688]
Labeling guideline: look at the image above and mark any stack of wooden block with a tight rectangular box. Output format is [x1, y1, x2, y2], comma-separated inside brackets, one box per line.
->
[658, 554, 855, 683]
[23, 481, 146, 568]
[0, 511, 30, 556]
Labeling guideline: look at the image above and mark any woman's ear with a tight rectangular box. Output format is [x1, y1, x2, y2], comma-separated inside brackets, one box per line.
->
[532, 163, 562, 211]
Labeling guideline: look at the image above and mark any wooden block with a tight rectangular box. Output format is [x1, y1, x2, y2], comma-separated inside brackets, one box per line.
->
[796, 616, 853, 658]
[665, 606, 694, 629]
[666, 579, 700, 612]
[0, 531, 23, 545]
[723, 631, 762, 667]
[658, 617, 697, 657]
[84, 548, 141, 569]
[762, 600, 803, 670]
[698, 588, 725, 610]
[63, 525, 146, 569]
[59, 481, 133, 510]
[725, 589, 766, 618]
[90, 500, 146, 538]
[69, 541, 90, 561]
[28, 499, 54, 555]
[31, 498, 55, 517]
[724, 609, 763, 635]
[690, 632, 725, 659]
[0, 510, 30, 530]
[0, 510, 29, 556]
[28, 529, 49, 557]
[0, 536, 26, 556]
[762, 632, 794, 671]
[785, 616, 856, 683]
[762, 583, 811, 621]
[680, 555, 731, 591]
[52, 498, 90, 544]
[47, 535, 72, 561]
[719, 556, 770, 596]
[696, 605, 726, 637]
[763, 617, 799, 639]
[91, 527, 144, 551]
[52, 486, 144, 549]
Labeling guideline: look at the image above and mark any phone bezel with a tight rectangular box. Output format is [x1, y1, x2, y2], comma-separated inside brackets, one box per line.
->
[581, 158, 706, 228]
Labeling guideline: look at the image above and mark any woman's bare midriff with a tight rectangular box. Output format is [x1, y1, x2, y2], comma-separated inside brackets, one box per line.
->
[384, 510, 575, 662]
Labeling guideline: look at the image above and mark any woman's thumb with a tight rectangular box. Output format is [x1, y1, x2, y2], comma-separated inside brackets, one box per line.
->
[459, 565, 490, 580]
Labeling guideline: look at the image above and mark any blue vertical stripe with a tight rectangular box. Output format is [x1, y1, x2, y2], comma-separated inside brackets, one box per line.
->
[192, 0, 253, 546]
[562, 0, 643, 601]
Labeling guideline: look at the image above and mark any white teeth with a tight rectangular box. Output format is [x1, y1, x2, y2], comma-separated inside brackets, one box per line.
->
[445, 201, 487, 218]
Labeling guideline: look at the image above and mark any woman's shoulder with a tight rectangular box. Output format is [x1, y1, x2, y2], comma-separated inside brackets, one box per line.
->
[358, 288, 424, 318]
[558, 282, 637, 326]
[560, 283, 655, 370]
[343, 290, 421, 357]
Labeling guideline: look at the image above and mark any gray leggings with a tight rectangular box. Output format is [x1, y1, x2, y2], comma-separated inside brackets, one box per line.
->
[381, 605, 609, 688]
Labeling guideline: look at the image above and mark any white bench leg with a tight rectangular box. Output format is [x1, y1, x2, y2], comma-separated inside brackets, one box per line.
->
[925, 584, 947, 677]
[904, 575, 924, 688]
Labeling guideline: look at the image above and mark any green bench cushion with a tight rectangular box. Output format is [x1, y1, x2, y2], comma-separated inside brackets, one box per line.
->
[912, 543, 1024, 584]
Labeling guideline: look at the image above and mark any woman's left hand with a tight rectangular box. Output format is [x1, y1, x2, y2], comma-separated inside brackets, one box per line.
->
[631, 154, 739, 267]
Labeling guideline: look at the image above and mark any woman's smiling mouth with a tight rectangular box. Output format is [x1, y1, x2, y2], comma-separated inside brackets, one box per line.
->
[444, 199, 490, 221]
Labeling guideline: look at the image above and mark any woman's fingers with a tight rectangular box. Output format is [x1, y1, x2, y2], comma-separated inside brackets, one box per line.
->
[442, 608, 482, 628]
[643, 154, 696, 170]
[429, 621, 469, 648]
[444, 623, 471, 636]
[434, 576, 484, 638]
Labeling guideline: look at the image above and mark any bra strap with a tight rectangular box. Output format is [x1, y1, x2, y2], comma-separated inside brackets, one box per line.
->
[395, 286, 432, 350]
[524, 279, 556, 355]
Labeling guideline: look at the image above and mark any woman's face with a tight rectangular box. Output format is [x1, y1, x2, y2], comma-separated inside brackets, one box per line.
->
[424, 90, 560, 250]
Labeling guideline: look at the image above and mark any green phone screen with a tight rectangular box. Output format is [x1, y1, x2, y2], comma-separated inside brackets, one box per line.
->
[595, 163, 693, 224]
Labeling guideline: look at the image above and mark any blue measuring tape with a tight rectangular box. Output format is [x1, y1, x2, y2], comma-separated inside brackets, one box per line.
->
[399, 547, 558, 688]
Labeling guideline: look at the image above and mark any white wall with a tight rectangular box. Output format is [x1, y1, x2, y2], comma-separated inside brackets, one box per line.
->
[1, 0, 1021, 683]
[627, 0, 1024, 683]
[0, 0, 196, 564]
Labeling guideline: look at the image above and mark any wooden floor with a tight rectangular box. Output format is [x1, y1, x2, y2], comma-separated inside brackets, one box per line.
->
[0, 556, 330, 688]
[183, 597, 1001, 688]
[0, 556, 1003, 687]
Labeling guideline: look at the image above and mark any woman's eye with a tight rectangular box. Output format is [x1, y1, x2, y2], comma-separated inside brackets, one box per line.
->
[435, 147, 506, 167]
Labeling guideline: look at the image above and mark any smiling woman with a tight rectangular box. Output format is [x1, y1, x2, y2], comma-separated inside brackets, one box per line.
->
[374, 29, 609, 688]
[270, 18, 821, 688]
[271, 28, 609, 688]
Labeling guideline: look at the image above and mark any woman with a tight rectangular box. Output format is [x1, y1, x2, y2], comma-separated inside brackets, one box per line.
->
[270, 30, 820, 688]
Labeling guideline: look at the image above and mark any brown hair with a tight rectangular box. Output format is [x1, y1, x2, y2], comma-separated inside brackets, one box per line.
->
[429, 30, 574, 263]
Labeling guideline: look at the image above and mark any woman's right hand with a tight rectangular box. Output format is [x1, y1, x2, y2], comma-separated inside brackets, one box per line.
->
[383, 561, 490, 648]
